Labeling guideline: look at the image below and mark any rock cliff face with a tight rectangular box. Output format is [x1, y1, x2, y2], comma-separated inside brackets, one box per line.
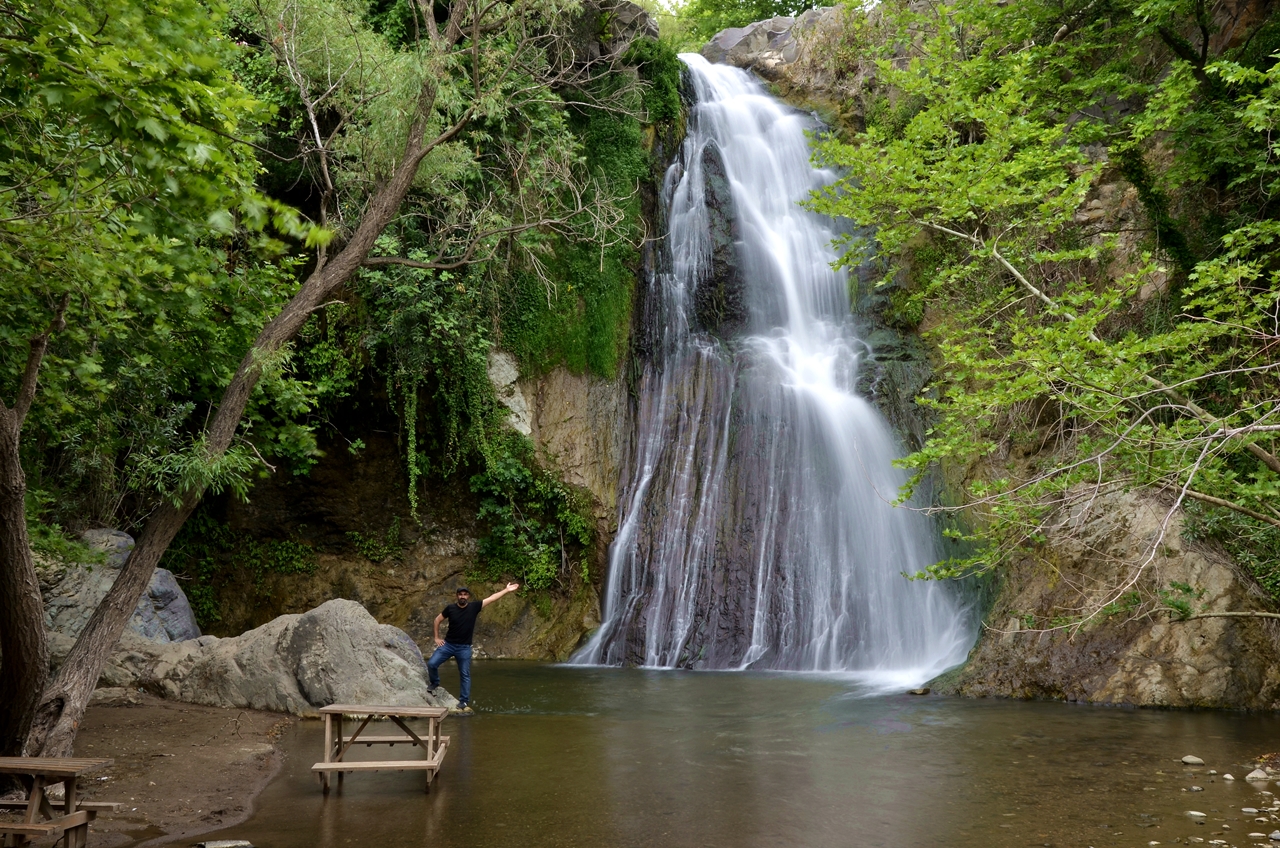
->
[933, 491, 1280, 708]
[201, 361, 627, 662]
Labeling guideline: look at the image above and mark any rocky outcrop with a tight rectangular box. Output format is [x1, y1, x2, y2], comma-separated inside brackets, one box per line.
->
[522, 367, 628, 520]
[55, 599, 457, 715]
[693, 139, 748, 337]
[934, 491, 1280, 708]
[489, 350, 533, 436]
[40, 529, 200, 643]
[700, 8, 853, 105]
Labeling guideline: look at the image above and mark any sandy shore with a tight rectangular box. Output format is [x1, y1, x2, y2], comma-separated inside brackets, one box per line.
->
[60, 693, 295, 847]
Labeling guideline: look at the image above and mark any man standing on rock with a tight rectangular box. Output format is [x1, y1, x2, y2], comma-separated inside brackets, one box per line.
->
[428, 583, 519, 714]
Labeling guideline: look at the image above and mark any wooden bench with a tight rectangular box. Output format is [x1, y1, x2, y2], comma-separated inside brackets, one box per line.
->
[0, 758, 112, 848]
[311, 704, 450, 794]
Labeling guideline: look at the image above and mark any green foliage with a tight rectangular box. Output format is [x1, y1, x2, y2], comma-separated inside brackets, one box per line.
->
[1185, 503, 1280, 599]
[470, 432, 594, 591]
[626, 37, 684, 124]
[2, 0, 319, 531]
[809, 0, 1280, 600]
[347, 517, 403, 564]
[161, 509, 317, 625]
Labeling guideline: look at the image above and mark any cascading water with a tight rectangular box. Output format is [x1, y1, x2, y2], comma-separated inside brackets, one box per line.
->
[572, 54, 975, 689]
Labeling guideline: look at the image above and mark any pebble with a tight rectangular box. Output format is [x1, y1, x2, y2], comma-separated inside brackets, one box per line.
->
[1209, 769, 1218, 775]
[1271, 832, 1280, 842]
[1191, 785, 1205, 791]
[1251, 833, 1268, 839]
[1188, 811, 1208, 818]
[1225, 773, 1236, 780]
[1244, 808, 1261, 814]
[1184, 755, 1207, 765]
[1248, 769, 1271, 781]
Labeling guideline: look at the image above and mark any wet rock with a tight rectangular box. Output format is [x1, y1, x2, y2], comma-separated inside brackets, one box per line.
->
[39, 529, 201, 644]
[1184, 755, 1206, 765]
[1188, 810, 1207, 818]
[1191, 785, 1205, 791]
[1249, 769, 1271, 781]
[195, 841, 255, 848]
[907, 687, 930, 695]
[1244, 808, 1260, 814]
[1270, 831, 1280, 841]
[693, 139, 748, 337]
[1225, 774, 1236, 780]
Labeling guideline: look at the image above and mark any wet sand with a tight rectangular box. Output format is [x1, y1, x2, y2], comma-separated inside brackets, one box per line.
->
[63, 693, 294, 847]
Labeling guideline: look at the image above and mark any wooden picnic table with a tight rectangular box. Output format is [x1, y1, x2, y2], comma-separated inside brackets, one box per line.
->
[311, 704, 450, 794]
[0, 757, 118, 848]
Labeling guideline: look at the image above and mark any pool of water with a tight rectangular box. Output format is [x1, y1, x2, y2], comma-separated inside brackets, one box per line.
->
[190, 663, 1280, 848]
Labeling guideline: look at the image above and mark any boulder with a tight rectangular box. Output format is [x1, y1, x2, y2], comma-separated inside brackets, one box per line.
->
[40, 530, 201, 644]
[701, 9, 832, 79]
[63, 599, 456, 715]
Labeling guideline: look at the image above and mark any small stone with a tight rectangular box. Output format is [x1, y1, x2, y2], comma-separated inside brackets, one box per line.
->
[1225, 773, 1236, 780]
[1184, 756, 1207, 765]
[1270, 832, 1280, 842]
[1249, 769, 1271, 781]
[1251, 833, 1268, 839]
[1244, 808, 1261, 814]
[1189, 811, 1208, 818]
[1209, 769, 1218, 775]
[1191, 786, 1205, 791]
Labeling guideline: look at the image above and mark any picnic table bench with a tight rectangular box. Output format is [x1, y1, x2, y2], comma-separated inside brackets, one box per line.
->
[312, 704, 450, 794]
[0, 757, 117, 848]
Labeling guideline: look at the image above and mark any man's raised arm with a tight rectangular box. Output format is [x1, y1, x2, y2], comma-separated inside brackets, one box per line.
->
[482, 583, 521, 607]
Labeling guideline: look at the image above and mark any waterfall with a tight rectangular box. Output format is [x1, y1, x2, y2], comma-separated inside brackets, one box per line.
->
[572, 54, 975, 689]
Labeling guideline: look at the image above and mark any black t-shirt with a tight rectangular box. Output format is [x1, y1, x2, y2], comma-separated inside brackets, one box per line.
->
[441, 600, 483, 645]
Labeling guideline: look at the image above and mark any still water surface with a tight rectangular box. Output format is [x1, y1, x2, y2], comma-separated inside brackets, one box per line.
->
[195, 663, 1280, 848]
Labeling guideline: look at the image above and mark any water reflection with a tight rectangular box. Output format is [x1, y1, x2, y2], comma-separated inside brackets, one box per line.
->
[187, 664, 1280, 848]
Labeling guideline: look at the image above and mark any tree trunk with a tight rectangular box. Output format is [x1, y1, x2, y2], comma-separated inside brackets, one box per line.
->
[0, 409, 49, 758]
[27, 120, 437, 757]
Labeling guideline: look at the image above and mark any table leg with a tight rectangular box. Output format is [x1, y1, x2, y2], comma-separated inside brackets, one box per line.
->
[64, 776, 78, 848]
[335, 713, 344, 786]
[23, 777, 44, 824]
[321, 713, 332, 794]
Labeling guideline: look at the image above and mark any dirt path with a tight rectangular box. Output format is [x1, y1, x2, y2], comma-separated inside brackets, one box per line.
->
[64, 693, 295, 847]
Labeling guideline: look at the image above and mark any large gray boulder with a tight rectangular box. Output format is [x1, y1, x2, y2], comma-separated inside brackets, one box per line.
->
[40, 529, 201, 643]
[77, 599, 456, 715]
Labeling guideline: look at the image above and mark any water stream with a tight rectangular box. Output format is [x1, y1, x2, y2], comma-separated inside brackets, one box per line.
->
[190, 663, 1280, 848]
[573, 55, 973, 684]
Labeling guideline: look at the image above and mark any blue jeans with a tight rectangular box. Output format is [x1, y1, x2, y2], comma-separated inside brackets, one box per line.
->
[427, 643, 472, 703]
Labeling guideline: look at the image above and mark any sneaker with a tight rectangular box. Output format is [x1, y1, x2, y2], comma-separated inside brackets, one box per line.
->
[449, 703, 474, 716]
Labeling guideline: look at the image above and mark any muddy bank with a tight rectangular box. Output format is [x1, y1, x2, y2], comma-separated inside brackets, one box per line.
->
[61, 694, 293, 847]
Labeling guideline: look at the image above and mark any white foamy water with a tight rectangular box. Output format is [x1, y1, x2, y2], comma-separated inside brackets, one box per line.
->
[571, 55, 975, 689]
